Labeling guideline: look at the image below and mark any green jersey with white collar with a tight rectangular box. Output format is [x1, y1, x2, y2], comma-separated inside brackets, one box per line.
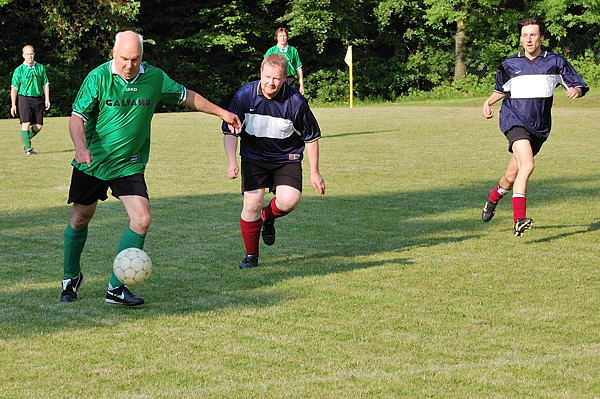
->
[11, 62, 49, 97]
[71, 61, 185, 180]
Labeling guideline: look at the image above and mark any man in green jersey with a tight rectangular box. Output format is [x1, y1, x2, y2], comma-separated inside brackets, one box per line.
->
[60, 31, 241, 306]
[264, 27, 304, 95]
[10, 44, 50, 155]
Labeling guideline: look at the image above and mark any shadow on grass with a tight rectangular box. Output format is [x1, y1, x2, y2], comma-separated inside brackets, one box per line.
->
[323, 130, 396, 139]
[1, 174, 599, 337]
[529, 219, 600, 244]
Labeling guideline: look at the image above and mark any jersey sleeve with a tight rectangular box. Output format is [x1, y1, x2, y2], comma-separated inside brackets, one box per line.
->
[293, 47, 302, 69]
[559, 58, 589, 96]
[494, 63, 510, 93]
[72, 71, 100, 121]
[264, 46, 276, 57]
[10, 66, 21, 89]
[159, 70, 185, 105]
[41, 64, 50, 86]
[295, 102, 320, 142]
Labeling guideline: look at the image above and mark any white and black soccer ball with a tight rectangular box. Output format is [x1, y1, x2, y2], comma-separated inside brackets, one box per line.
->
[113, 248, 152, 286]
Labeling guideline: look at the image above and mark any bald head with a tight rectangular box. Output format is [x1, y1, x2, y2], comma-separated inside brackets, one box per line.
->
[114, 31, 144, 56]
[113, 31, 143, 80]
[22, 45, 35, 66]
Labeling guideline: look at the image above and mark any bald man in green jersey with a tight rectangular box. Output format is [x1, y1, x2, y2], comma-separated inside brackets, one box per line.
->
[60, 31, 241, 306]
[10, 45, 50, 155]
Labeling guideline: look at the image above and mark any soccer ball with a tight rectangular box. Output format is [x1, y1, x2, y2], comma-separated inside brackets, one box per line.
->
[113, 248, 152, 286]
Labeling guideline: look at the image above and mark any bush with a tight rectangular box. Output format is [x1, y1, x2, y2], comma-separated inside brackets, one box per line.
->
[403, 73, 494, 101]
[304, 69, 349, 103]
[570, 50, 600, 87]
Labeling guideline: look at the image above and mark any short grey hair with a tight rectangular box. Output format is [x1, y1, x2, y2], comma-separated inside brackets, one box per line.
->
[114, 31, 144, 55]
[262, 53, 288, 74]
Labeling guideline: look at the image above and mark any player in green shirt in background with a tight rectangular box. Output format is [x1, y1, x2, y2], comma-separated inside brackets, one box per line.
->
[60, 31, 241, 306]
[10, 45, 50, 155]
[264, 27, 305, 95]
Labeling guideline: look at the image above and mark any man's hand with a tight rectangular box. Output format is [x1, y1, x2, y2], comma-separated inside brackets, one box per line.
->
[74, 148, 92, 167]
[227, 162, 239, 179]
[481, 101, 494, 119]
[310, 172, 325, 195]
[222, 111, 242, 135]
[567, 87, 582, 99]
[10, 105, 16, 117]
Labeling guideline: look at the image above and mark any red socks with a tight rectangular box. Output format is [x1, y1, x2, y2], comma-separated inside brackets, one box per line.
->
[261, 197, 289, 220]
[242, 198, 292, 256]
[488, 185, 508, 203]
[240, 218, 262, 256]
[512, 195, 526, 222]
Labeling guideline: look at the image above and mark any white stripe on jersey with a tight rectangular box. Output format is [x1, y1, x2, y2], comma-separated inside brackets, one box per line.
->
[244, 113, 300, 139]
[502, 74, 565, 99]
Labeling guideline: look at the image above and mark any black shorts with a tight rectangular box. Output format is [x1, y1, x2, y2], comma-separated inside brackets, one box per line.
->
[17, 95, 44, 125]
[67, 167, 149, 205]
[241, 157, 302, 194]
[505, 126, 545, 156]
[286, 76, 296, 88]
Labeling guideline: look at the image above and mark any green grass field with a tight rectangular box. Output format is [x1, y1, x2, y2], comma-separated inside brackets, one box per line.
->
[1, 91, 600, 398]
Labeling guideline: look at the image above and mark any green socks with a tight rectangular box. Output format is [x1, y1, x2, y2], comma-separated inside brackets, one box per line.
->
[63, 225, 88, 278]
[109, 228, 146, 288]
[64, 225, 147, 288]
[20, 130, 31, 151]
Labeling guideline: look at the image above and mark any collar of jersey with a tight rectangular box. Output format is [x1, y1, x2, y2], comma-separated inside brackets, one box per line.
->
[22, 61, 37, 68]
[110, 60, 145, 84]
[517, 50, 547, 59]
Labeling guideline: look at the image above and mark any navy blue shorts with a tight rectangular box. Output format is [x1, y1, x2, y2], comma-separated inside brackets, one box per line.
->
[241, 157, 302, 194]
[67, 167, 148, 205]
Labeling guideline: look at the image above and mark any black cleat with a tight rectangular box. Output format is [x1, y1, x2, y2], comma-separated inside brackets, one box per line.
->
[105, 285, 144, 306]
[514, 218, 533, 237]
[60, 273, 84, 302]
[239, 254, 259, 269]
[261, 218, 276, 245]
[482, 200, 498, 222]
[26, 149, 37, 156]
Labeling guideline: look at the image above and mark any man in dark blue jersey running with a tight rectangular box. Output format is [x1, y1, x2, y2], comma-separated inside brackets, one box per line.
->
[223, 53, 325, 269]
[480, 16, 588, 237]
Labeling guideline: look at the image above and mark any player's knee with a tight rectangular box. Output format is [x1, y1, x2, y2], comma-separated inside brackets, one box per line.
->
[520, 161, 535, 175]
[504, 174, 516, 185]
[131, 213, 152, 232]
[242, 197, 263, 214]
[276, 196, 300, 212]
[70, 215, 91, 230]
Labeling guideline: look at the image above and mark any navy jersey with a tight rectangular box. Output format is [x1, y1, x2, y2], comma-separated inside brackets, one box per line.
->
[495, 51, 588, 139]
[222, 81, 320, 163]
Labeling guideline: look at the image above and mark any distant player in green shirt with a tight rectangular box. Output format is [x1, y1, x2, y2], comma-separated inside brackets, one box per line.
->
[10, 45, 50, 155]
[60, 31, 241, 306]
[264, 27, 305, 95]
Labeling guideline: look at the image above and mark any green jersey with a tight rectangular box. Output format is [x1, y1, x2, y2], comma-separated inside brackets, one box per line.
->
[264, 45, 302, 77]
[11, 62, 49, 97]
[71, 61, 185, 180]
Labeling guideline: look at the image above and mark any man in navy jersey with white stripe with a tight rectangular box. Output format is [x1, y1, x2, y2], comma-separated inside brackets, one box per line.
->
[480, 16, 588, 237]
[223, 53, 325, 268]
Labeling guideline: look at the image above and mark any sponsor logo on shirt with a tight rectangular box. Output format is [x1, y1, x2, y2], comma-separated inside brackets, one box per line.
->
[105, 98, 152, 106]
[129, 155, 140, 163]
[288, 153, 300, 160]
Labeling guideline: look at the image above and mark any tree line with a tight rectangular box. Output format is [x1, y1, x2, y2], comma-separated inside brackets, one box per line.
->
[1, 0, 598, 116]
